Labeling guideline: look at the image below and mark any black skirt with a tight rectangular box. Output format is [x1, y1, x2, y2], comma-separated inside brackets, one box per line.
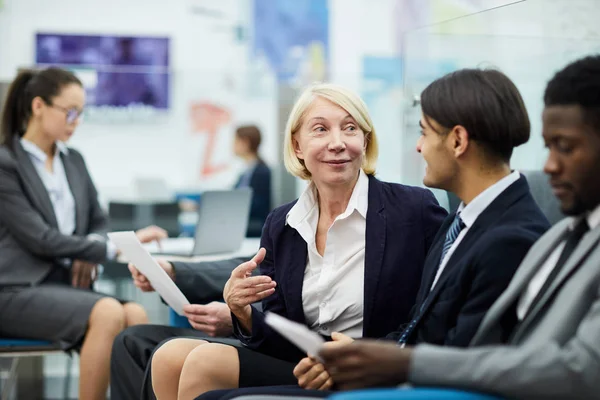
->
[236, 345, 298, 388]
[0, 267, 127, 351]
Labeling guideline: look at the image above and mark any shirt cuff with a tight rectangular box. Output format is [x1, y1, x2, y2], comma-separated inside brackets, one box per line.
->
[87, 234, 117, 261]
[105, 240, 118, 260]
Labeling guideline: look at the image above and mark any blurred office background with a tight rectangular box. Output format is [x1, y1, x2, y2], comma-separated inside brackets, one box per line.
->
[0, 0, 599, 397]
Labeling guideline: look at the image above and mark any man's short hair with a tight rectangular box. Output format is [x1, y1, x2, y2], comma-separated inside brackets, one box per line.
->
[421, 68, 530, 163]
[544, 55, 600, 133]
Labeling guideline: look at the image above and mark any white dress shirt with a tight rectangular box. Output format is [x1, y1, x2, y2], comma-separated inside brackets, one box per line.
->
[21, 139, 76, 236]
[517, 203, 600, 319]
[430, 171, 521, 290]
[287, 170, 369, 338]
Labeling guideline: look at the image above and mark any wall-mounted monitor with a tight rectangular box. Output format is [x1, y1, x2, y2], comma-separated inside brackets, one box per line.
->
[36, 33, 170, 110]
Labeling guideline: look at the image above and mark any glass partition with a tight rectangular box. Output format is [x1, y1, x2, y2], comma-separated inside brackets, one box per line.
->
[396, 0, 600, 205]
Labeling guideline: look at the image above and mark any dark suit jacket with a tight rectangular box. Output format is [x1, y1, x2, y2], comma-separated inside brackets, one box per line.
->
[387, 175, 550, 347]
[0, 137, 108, 285]
[235, 160, 272, 237]
[232, 175, 448, 362]
[171, 257, 248, 305]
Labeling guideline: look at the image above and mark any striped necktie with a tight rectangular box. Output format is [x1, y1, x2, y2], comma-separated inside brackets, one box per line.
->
[440, 213, 466, 265]
[397, 213, 465, 346]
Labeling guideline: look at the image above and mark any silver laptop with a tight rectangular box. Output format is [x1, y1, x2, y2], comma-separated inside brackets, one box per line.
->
[155, 188, 252, 256]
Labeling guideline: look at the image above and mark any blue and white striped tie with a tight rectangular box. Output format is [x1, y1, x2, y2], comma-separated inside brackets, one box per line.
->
[397, 213, 465, 346]
[439, 213, 465, 266]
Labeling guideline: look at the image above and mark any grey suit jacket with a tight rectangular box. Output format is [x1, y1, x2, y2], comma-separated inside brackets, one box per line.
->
[0, 137, 108, 285]
[409, 216, 600, 399]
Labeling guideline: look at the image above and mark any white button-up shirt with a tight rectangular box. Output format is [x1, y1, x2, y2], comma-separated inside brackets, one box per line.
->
[517, 203, 600, 319]
[287, 170, 369, 338]
[21, 139, 76, 236]
[430, 170, 521, 290]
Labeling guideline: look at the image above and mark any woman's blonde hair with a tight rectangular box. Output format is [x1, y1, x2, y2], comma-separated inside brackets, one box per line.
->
[283, 83, 379, 180]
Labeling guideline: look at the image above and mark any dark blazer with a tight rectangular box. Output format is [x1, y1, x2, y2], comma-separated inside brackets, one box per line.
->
[0, 137, 109, 285]
[232, 175, 448, 362]
[235, 160, 272, 237]
[171, 257, 249, 305]
[387, 175, 550, 347]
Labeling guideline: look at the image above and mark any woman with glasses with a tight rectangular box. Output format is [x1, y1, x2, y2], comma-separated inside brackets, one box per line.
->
[0, 67, 166, 400]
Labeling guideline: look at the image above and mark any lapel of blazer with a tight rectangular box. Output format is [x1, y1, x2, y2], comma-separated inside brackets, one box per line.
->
[12, 137, 59, 228]
[471, 219, 571, 344]
[418, 176, 530, 318]
[415, 215, 453, 307]
[61, 152, 86, 235]
[417, 219, 486, 317]
[284, 228, 309, 324]
[362, 176, 386, 334]
[512, 222, 600, 341]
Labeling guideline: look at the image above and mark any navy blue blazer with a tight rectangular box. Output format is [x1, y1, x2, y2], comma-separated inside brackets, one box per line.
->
[387, 175, 550, 347]
[232, 175, 447, 362]
[235, 160, 272, 237]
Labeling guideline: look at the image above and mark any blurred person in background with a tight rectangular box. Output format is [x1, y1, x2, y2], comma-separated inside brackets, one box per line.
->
[0, 67, 166, 400]
[232, 125, 272, 237]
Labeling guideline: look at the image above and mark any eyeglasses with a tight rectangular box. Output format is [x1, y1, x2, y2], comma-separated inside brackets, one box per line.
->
[47, 103, 84, 124]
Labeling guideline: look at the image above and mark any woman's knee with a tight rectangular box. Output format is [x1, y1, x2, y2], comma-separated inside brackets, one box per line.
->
[123, 302, 148, 326]
[151, 338, 208, 376]
[182, 343, 239, 373]
[88, 297, 126, 334]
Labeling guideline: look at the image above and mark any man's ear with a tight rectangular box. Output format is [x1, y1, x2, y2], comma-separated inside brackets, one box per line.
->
[449, 125, 469, 158]
[293, 135, 304, 160]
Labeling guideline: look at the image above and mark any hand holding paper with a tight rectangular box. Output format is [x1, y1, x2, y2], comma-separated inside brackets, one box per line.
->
[264, 312, 325, 361]
[108, 231, 190, 315]
[294, 332, 354, 390]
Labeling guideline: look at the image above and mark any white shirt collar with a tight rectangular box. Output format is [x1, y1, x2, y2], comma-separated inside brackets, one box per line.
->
[21, 138, 69, 162]
[457, 170, 521, 228]
[587, 203, 600, 230]
[287, 169, 369, 227]
[570, 203, 600, 231]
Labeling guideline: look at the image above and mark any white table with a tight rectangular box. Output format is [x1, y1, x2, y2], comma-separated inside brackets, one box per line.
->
[118, 237, 261, 264]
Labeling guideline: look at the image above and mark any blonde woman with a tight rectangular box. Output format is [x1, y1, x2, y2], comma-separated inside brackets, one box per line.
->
[150, 83, 447, 400]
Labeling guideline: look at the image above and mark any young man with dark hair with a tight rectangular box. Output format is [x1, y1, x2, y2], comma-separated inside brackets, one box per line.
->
[379, 68, 550, 348]
[319, 55, 600, 399]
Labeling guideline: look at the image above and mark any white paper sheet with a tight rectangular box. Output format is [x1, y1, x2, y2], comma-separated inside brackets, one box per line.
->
[107, 231, 190, 315]
[265, 312, 325, 361]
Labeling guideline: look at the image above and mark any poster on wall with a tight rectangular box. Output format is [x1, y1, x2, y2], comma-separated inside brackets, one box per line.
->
[35, 33, 170, 122]
[252, 0, 329, 86]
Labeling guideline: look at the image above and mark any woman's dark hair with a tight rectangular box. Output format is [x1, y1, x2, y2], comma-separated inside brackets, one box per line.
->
[421, 68, 530, 163]
[544, 55, 600, 133]
[0, 67, 82, 148]
[235, 125, 262, 155]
